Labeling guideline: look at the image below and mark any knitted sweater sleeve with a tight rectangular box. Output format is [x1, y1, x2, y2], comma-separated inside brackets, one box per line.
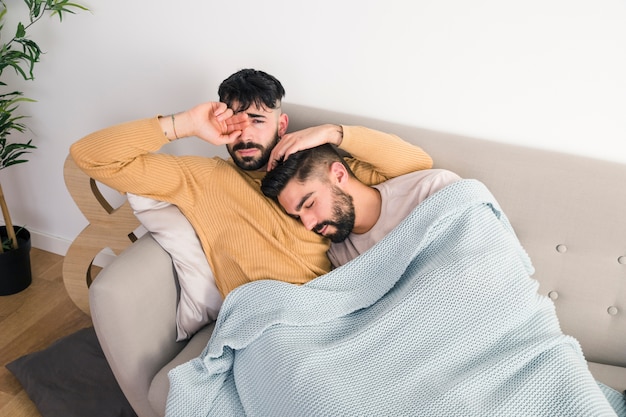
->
[339, 125, 433, 186]
[69, 117, 215, 204]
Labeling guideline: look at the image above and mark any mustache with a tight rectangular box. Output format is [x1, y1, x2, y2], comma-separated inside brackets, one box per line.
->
[313, 221, 335, 234]
[232, 142, 264, 152]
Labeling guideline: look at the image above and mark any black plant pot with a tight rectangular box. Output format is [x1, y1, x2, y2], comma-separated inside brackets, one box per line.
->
[0, 226, 32, 295]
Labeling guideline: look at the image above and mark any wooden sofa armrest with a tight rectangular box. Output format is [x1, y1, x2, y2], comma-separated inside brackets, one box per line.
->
[63, 153, 140, 315]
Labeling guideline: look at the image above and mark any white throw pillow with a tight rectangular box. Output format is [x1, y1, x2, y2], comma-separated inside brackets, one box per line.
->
[126, 193, 222, 341]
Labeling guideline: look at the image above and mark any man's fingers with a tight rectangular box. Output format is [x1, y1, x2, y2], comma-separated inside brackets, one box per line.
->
[227, 119, 249, 132]
[225, 113, 249, 132]
[227, 130, 244, 142]
[267, 143, 288, 171]
[212, 102, 229, 119]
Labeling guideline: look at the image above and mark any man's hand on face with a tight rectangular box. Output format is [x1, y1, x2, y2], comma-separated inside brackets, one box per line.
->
[177, 102, 250, 146]
[267, 124, 343, 171]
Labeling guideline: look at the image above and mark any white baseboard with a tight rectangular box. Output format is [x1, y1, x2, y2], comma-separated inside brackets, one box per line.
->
[29, 229, 117, 268]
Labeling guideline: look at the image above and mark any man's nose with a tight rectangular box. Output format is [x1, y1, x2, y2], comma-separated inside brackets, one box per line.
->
[301, 214, 317, 231]
[240, 125, 254, 142]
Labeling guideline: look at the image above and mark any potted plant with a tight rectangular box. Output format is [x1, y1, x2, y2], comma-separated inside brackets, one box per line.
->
[0, 0, 87, 295]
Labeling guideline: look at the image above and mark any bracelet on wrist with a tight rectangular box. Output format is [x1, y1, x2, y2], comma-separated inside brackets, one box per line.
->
[171, 114, 179, 139]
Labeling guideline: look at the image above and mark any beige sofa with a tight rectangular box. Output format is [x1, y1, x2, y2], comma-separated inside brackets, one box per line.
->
[75, 104, 626, 417]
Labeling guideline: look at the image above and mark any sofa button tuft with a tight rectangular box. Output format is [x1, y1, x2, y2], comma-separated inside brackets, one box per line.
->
[548, 291, 559, 300]
[607, 306, 619, 316]
[556, 244, 567, 253]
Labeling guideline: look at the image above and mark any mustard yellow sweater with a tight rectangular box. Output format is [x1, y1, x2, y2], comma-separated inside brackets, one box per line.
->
[70, 117, 433, 297]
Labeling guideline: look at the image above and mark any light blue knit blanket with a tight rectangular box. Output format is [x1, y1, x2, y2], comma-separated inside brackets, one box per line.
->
[166, 179, 625, 417]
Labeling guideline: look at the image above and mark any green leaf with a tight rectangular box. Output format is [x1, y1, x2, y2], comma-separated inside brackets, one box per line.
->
[0, 140, 36, 170]
[15, 22, 25, 38]
[30, 0, 44, 20]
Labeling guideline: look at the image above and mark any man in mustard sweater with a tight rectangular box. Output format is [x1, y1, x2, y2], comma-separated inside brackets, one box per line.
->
[70, 69, 433, 298]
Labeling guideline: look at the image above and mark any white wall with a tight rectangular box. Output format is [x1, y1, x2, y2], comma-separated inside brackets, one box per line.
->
[3, 0, 626, 255]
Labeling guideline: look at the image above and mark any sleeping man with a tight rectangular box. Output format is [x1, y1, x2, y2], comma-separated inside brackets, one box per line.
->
[260, 143, 462, 266]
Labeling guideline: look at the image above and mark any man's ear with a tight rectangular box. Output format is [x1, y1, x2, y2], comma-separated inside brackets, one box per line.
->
[329, 161, 349, 186]
[278, 113, 289, 137]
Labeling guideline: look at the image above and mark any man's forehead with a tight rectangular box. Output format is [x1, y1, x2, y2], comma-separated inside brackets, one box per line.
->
[280, 178, 322, 211]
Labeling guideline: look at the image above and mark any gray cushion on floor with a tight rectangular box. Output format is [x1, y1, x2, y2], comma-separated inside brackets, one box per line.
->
[6, 326, 137, 417]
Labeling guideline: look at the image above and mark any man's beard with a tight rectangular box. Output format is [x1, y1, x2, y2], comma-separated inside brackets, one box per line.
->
[227, 134, 280, 171]
[313, 186, 355, 243]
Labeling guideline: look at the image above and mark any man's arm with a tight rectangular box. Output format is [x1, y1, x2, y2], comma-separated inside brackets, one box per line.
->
[267, 123, 432, 186]
[70, 117, 177, 197]
[70, 102, 248, 199]
[339, 125, 432, 186]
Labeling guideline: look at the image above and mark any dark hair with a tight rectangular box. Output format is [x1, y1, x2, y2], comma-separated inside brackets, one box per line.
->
[261, 143, 352, 201]
[218, 69, 285, 113]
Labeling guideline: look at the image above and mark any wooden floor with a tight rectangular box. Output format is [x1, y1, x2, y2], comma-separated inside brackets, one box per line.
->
[0, 248, 93, 417]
